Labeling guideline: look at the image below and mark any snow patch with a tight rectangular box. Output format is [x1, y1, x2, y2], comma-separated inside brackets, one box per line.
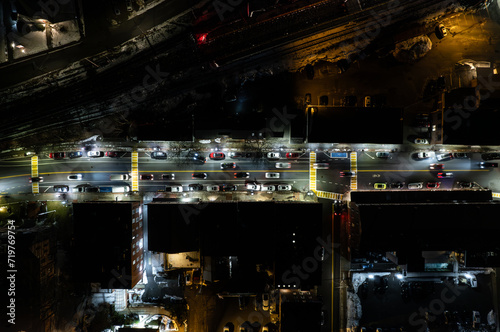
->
[392, 35, 432, 63]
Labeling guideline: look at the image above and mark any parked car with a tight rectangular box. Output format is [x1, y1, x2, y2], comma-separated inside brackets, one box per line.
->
[85, 187, 100, 193]
[105, 151, 120, 158]
[53, 185, 69, 192]
[436, 153, 454, 162]
[364, 96, 371, 107]
[188, 184, 203, 191]
[262, 294, 269, 311]
[192, 173, 207, 179]
[375, 152, 390, 158]
[162, 174, 175, 180]
[209, 152, 225, 160]
[414, 138, 429, 144]
[165, 185, 183, 192]
[125, 0, 133, 11]
[220, 162, 236, 169]
[87, 151, 103, 157]
[193, 153, 206, 163]
[246, 183, 261, 191]
[110, 174, 130, 180]
[151, 151, 167, 159]
[340, 171, 355, 177]
[479, 162, 498, 168]
[458, 181, 474, 188]
[408, 182, 423, 189]
[414, 152, 431, 159]
[277, 184, 292, 191]
[267, 152, 280, 159]
[234, 172, 250, 178]
[265, 172, 280, 179]
[437, 172, 453, 178]
[481, 152, 500, 160]
[140, 174, 154, 180]
[319, 95, 328, 105]
[286, 152, 300, 159]
[68, 151, 82, 159]
[427, 182, 440, 189]
[453, 153, 469, 159]
[230, 152, 245, 159]
[261, 184, 276, 191]
[390, 182, 405, 189]
[374, 183, 387, 190]
[29, 177, 43, 183]
[206, 185, 219, 191]
[343, 95, 357, 107]
[68, 174, 83, 180]
[276, 162, 291, 168]
[305, 93, 311, 105]
[49, 152, 65, 159]
[429, 163, 444, 170]
[219, 184, 237, 191]
[436, 23, 447, 38]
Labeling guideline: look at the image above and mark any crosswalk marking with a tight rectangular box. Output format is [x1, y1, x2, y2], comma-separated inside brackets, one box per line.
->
[310, 151, 317, 192]
[131, 151, 139, 192]
[315, 190, 343, 200]
[350, 152, 357, 191]
[31, 156, 39, 193]
[493, 192, 500, 198]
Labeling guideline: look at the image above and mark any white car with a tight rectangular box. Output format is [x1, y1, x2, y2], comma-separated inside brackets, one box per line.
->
[87, 151, 103, 157]
[261, 184, 276, 191]
[206, 185, 219, 191]
[416, 152, 431, 159]
[414, 138, 429, 144]
[267, 152, 280, 159]
[265, 172, 280, 179]
[262, 293, 269, 311]
[246, 183, 261, 191]
[408, 182, 423, 189]
[277, 184, 292, 191]
[68, 174, 83, 180]
[276, 162, 291, 169]
[166, 186, 183, 192]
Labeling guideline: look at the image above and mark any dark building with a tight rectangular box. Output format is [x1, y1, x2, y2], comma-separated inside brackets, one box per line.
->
[72, 201, 144, 289]
[147, 201, 323, 289]
[303, 107, 403, 144]
[280, 290, 322, 332]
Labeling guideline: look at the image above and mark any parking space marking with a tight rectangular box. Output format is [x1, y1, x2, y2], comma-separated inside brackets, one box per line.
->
[350, 152, 357, 191]
[132, 151, 139, 192]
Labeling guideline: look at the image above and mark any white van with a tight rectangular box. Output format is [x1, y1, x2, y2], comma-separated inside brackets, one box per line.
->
[112, 186, 130, 193]
[166, 186, 183, 192]
[110, 174, 130, 181]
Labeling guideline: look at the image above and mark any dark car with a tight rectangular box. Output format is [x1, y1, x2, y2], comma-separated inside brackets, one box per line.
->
[374, 276, 388, 293]
[458, 181, 474, 188]
[414, 119, 430, 127]
[343, 95, 357, 107]
[429, 163, 444, 170]
[151, 151, 167, 159]
[161, 174, 175, 180]
[193, 153, 206, 163]
[339, 171, 355, 177]
[427, 182, 440, 189]
[209, 152, 225, 160]
[105, 151, 120, 158]
[319, 95, 328, 105]
[230, 152, 245, 159]
[220, 162, 236, 169]
[29, 177, 43, 183]
[481, 153, 500, 161]
[305, 93, 311, 105]
[192, 173, 207, 179]
[85, 187, 100, 193]
[453, 153, 468, 159]
[140, 174, 154, 180]
[53, 185, 69, 193]
[188, 184, 203, 191]
[220, 184, 237, 191]
[68, 151, 83, 159]
[390, 182, 405, 189]
[234, 172, 250, 178]
[401, 282, 410, 301]
[49, 152, 65, 159]
[479, 162, 498, 168]
[286, 152, 300, 159]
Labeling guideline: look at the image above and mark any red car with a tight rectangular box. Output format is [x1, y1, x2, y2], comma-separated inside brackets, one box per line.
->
[105, 151, 119, 158]
[209, 152, 225, 160]
[426, 182, 440, 189]
[49, 152, 65, 159]
[286, 152, 300, 159]
[429, 164, 444, 170]
[140, 174, 154, 180]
